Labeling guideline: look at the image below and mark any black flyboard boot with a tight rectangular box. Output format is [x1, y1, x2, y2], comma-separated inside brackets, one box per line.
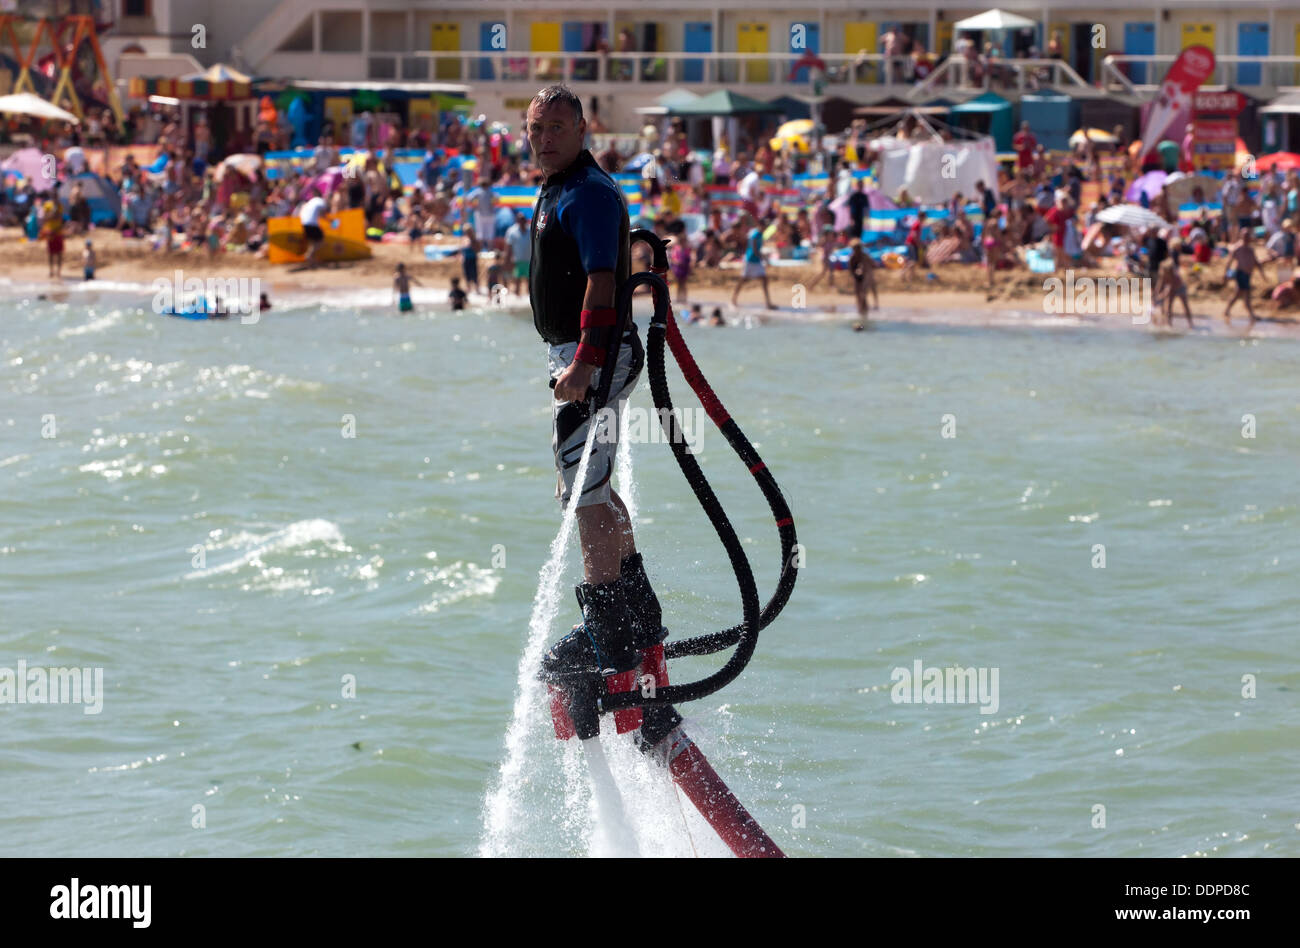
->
[620, 551, 668, 648]
[541, 580, 640, 679]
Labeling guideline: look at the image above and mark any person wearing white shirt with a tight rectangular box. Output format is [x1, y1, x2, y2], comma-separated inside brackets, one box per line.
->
[298, 195, 328, 268]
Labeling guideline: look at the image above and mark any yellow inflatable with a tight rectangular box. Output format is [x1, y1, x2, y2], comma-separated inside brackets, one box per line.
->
[267, 207, 372, 265]
[881, 252, 906, 270]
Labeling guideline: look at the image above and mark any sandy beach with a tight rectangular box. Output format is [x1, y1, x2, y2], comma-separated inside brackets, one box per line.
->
[4, 226, 1297, 337]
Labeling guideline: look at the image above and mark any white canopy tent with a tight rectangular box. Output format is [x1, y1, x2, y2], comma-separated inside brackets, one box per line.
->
[875, 135, 1000, 204]
[953, 9, 1038, 32]
[0, 93, 80, 124]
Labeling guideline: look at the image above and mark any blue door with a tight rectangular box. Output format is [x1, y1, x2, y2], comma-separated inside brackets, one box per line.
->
[479, 22, 496, 80]
[1237, 23, 1268, 86]
[789, 22, 821, 82]
[1124, 23, 1154, 85]
[684, 22, 712, 82]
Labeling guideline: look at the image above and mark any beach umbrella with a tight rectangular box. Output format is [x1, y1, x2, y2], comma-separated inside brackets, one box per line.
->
[1162, 172, 1217, 205]
[769, 119, 815, 154]
[0, 147, 58, 192]
[1068, 128, 1118, 147]
[624, 152, 655, 172]
[1125, 170, 1167, 203]
[218, 153, 262, 181]
[0, 92, 79, 124]
[1255, 152, 1300, 173]
[1096, 204, 1168, 230]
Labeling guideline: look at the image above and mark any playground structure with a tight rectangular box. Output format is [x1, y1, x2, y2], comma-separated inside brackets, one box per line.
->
[0, 10, 123, 124]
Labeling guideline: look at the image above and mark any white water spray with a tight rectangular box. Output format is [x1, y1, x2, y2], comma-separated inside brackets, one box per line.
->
[479, 418, 601, 857]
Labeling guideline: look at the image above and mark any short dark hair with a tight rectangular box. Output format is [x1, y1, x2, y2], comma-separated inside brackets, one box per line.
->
[529, 84, 583, 123]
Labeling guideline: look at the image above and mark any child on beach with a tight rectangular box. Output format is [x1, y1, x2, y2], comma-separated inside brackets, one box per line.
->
[686, 303, 703, 324]
[82, 240, 95, 281]
[392, 262, 422, 312]
[1155, 257, 1193, 327]
[448, 276, 468, 311]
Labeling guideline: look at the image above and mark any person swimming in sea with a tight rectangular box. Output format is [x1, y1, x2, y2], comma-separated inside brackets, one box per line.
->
[448, 276, 467, 311]
[393, 262, 422, 312]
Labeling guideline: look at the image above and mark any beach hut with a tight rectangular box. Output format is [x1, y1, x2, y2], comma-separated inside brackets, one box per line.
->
[949, 92, 1013, 152]
[1020, 91, 1081, 152]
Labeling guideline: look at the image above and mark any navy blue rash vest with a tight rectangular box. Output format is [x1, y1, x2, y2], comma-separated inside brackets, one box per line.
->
[529, 149, 630, 345]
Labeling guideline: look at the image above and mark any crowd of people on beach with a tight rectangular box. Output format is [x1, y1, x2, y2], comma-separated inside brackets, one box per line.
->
[4, 93, 1299, 330]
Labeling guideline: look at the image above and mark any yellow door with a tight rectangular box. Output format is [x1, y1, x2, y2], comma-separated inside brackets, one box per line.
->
[739, 22, 769, 83]
[844, 22, 878, 83]
[1181, 22, 1214, 50]
[431, 23, 460, 80]
[1049, 23, 1071, 62]
[532, 22, 561, 80]
[324, 97, 353, 138]
[1182, 22, 1216, 82]
[936, 22, 953, 57]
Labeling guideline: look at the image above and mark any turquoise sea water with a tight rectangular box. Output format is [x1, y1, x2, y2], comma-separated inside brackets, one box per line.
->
[2, 286, 1297, 857]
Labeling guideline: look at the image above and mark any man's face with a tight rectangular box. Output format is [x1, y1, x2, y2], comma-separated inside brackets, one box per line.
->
[528, 101, 585, 176]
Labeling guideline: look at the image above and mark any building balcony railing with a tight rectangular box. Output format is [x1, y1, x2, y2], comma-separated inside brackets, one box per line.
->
[400, 50, 943, 87]
[368, 49, 1300, 95]
[1101, 55, 1300, 95]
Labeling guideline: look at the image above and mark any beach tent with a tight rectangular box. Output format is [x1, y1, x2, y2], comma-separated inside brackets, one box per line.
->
[874, 135, 999, 204]
[666, 90, 784, 117]
[953, 10, 1037, 32]
[0, 147, 58, 192]
[949, 92, 1013, 152]
[1020, 91, 1080, 152]
[635, 88, 701, 116]
[766, 95, 811, 121]
[59, 172, 121, 226]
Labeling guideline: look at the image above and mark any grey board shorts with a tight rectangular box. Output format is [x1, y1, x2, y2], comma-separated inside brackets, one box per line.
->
[548, 328, 644, 508]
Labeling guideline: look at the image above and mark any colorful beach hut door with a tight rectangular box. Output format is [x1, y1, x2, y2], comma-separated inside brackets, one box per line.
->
[1236, 23, 1268, 86]
[532, 22, 562, 81]
[1123, 23, 1154, 85]
[844, 22, 877, 83]
[684, 23, 712, 83]
[789, 22, 820, 82]
[738, 22, 769, 83]
[1182, 23, 1216, 83]
[431, 23, 459, 80]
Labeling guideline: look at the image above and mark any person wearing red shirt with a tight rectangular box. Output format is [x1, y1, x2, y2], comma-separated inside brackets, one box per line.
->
[1042, 192, 1070, 269]
[1013, 121, 1038, 172]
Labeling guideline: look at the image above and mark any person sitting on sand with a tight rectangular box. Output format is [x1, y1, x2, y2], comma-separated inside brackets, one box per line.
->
[1223, 227, 1262, 328]
[1155, 257, 1193, 327]
[708, 307, 725, 326]
[448, 276, 468, 311]
[393, 262, 422, 312]
[1271, 274, 1300, 310]
[686, 303, 703, 324]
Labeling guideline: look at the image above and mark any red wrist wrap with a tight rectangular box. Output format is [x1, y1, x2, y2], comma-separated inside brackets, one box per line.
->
[580, 307, 617, 329]
[574, 342, 606, 367]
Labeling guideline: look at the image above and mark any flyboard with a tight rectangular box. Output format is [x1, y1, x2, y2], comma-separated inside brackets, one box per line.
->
[539, 229, 799, 858]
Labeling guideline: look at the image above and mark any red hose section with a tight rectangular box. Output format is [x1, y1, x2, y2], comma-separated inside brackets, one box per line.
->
[669, 743, 786, 858]
[649, 272, 733, 429]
